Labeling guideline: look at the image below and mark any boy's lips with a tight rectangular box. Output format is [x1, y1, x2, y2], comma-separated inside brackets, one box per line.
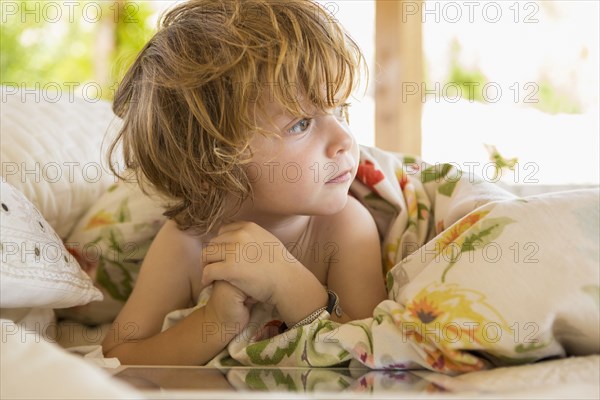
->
[326, 169, 353, 184]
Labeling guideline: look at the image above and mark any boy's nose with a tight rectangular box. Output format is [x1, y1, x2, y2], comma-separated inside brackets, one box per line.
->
[325, 118, 353, 158]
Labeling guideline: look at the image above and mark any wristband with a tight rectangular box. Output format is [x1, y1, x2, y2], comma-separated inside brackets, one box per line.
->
[289, 306, 326, 330]
[326, 290, 343, 318]
[286, 290, 343, 330]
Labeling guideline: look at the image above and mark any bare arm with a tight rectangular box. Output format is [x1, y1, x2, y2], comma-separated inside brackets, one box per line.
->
[201, 221, 329, 327]
[201, 197, 386, 327]
[268, 196, 386, 325]
[326, 196, 388, 321]
[102, 220, 250, 365]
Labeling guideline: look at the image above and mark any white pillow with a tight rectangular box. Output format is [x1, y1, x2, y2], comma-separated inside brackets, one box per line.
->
[57, 179, 167, 325]
[0, 86, 122, 239]
[0, 180, 103, 308]
[1, 320, 144, 399]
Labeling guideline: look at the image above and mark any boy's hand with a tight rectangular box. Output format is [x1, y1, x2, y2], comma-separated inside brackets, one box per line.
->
[201, 221, 295, 303]
[204, 280, 251, 329]
[201, 221, 327, 323]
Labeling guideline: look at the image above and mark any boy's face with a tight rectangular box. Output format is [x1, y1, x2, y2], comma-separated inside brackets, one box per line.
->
[242, 97, 359, 217]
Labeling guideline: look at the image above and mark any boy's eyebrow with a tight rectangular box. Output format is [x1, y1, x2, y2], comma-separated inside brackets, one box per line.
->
[267, 99, 340, 131]
[276, 115, 299, 131]
[257, 109, 295, 132]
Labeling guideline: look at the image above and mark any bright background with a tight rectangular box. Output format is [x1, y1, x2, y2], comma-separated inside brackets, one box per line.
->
[2, 0, 598, 187]
[330, 0, 599, 187]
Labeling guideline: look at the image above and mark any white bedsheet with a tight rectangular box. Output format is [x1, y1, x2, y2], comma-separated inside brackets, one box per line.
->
[46, 320, 599, 399]
[2, 317, 597, 399]
[0, 319, 142, 399]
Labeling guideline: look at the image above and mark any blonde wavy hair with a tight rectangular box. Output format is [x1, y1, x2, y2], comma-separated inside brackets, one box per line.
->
[108, 0, 365, 235]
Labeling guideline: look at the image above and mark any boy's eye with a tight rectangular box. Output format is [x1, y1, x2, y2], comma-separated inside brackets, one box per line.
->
[333, 103, 351, 124]
[288, 118, 312, 135]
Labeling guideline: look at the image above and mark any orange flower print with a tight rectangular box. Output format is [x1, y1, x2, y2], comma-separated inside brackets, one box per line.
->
[384, 242, 398, 274]
[435, 210, 490, 256]
[84, 210, 115, 230]
[403, 186, 418, 219]
[408, 297, 441, 323]
[399, 283, 508, 373]
[396, 168, 409, 191]
[356, 160, 385, 194]
[436, 220, 445, 235]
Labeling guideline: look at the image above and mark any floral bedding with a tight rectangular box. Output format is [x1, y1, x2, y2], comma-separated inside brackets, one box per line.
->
[66, 145, 599, 374]
[182, 146, 598, 373]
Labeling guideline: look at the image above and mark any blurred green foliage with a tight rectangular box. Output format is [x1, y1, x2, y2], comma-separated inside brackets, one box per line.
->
[1, 1, 156, 100]
[446, 39, 488, 103]
[536, 79, 581, 114]
[439, 39, 581, 114]
[113, 2, 156, 84]
[0, 2, 585, 114]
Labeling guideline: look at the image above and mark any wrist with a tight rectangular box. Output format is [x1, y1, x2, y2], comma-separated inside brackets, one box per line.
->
[279, 283, 328, 326]
[193, 304, 248, 349]
[203, 301, 248, 335]
[286, 290, 343, 329]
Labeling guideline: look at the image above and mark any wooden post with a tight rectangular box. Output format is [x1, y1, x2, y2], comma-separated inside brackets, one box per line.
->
[375, 0, 423, 156]
[93, 1, 121, 96]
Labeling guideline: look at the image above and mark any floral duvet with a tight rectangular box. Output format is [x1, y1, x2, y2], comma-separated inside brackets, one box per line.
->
[161, 146, 599, 374]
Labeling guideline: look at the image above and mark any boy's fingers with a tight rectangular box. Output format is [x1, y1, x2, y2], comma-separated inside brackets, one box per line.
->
[201, 241, 241, 264]
[245, 296, 258, 306]
[201, 242, 223, 263]
[201, 262, 228, 285]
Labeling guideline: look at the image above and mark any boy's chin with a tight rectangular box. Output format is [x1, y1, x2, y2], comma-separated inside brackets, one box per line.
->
[313, 194, 349, 216]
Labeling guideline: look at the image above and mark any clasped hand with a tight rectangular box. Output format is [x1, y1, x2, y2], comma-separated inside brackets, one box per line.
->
[201, 221, 310, 308]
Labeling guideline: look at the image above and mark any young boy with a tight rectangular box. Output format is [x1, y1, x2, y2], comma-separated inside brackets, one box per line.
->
[103, 0, 387, 365]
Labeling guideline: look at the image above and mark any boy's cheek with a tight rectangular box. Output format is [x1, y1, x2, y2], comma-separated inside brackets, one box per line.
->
[351, 141, 360, 161]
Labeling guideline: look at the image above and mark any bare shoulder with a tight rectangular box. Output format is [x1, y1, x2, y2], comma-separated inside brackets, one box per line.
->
[152, 219, 205, 259]
[314, 195, 386, 319]
[140, 220, 207, 304]
[111, 220, 206, 336]
[316, 195, 379, 243]
[312, 195, 381, 265]
[102, 219, 208, 351]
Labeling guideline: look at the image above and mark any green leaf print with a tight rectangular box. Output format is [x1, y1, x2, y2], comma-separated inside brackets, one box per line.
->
[515, 341, 549, 353]
[104, 226, 126, 254]
[441, 217, 516, 282]
[347, 320, 374, 353]
[461, 217, 516, 252]
[219, 356, 243, 367]
[115, 198, 131, 223]
[364, 192, 398, 215]
[386, 272, 394, 293]
[437, 180, 458, 197]
[96, 258, 127, 301]
[337, 349, 350, 359]
[246, 329, 302, 365]
[338, 377, 351, 389]
[245, 369, 297, 391]
[421, 164, 455, 184]
[244, 369, 269, 390]
[113, 259, 135, 298]
[403, 156, 417, 164]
